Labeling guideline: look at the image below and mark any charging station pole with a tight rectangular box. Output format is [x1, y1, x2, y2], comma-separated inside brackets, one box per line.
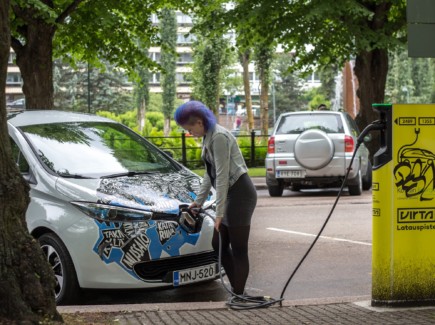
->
[372, 103, 435, 307]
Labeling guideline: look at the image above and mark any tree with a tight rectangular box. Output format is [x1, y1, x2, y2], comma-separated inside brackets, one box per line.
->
[240, 50, 254, 130]
[53, 60, 134, 113]
[134, 59, 151, 133]
[218, 0, 407, 158]
[271, 52, 306, 117]
[385, 46, 435, 104]
[9, 0, 188, 110]
[160, 8, 177, 136]
[254, 42, 275, 135]
[191, 6, 231, 115]
[0, 1, 61, 323]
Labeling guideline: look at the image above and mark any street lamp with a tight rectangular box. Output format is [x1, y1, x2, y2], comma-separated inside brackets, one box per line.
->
[272, 80, 276, 124]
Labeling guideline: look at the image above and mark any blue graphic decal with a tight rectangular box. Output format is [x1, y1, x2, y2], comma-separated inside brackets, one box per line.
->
[92, 219, 200, 280]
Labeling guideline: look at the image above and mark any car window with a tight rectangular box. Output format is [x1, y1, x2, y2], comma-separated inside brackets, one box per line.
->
[275, 114, 344, 134]
[345, 113, 360, 137]
[9, 137, 30, 173]
[19, 122, 179, 177]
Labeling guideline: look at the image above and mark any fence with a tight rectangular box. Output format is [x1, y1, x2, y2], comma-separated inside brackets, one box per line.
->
[146, 130, 269, 169]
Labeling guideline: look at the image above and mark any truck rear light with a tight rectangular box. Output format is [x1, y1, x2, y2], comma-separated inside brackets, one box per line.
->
[267, 136, 275, 154]
[345, 135, 354, 153]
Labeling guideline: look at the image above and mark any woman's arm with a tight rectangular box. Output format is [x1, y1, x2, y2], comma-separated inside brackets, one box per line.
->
[211, 134, 231, 219]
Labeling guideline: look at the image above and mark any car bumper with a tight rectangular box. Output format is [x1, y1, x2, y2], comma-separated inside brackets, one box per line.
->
[59, 215, 217, 289]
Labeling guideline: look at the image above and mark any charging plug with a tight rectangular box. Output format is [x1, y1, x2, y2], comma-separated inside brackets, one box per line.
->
[357, 120, 386, 145]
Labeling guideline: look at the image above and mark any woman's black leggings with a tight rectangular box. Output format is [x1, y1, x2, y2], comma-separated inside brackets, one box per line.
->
[212, 224, 251, 295]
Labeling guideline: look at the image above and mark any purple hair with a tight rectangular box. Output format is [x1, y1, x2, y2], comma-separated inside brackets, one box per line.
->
[174, 100, 217, 131]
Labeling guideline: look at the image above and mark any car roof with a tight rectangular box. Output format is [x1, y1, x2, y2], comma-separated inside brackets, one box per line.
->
[7, 110, 115, 127]
[280, 110, 343, 116]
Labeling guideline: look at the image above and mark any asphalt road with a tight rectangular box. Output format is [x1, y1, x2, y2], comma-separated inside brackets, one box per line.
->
[75, 187, 373, 305]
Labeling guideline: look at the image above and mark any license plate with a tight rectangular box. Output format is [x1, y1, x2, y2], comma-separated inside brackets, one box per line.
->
[173, 263, 217, 286]
[276, 170, 304, 178]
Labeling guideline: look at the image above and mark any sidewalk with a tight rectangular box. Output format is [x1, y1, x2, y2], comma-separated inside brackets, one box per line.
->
[58, 296, 435, 324]
[251, 176, 267, 190]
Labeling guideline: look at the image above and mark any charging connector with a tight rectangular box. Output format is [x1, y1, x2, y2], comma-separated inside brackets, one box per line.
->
[357, 120, 386, 145]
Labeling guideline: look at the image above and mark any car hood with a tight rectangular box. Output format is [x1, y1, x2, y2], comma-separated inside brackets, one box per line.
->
[55, 170, 204, 214]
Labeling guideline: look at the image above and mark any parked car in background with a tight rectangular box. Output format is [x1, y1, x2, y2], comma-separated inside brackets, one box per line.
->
[265, 111, 372, 196]
[6, 98, 25, 110]
[7, 110, 218, 305]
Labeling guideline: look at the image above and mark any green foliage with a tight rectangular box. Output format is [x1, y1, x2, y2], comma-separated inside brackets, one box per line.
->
[160, 9, 177, 121]
[53, 60, 133, 114]
[191, 7, 232, 114]
[300, 88, 330, 111]
[50, 0, 197, 78]
[145, 111, 165, 127]
[269, 53, 307, 117]
[385, 45, 435, 104]
[96, 108, 204, 167]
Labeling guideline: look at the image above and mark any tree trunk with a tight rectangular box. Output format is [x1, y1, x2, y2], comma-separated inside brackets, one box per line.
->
[11, 19, 55, 109]
[241, 51, 254, 131]
[259, 76, 269, 136]
[354, 48, 388, 160]
[138, 98, 146, 133]
[0, 1, 61, 323]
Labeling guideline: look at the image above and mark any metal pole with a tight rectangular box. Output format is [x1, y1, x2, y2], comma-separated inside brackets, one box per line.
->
[87, 62, 91, 113]
[181, 131, 187, 167]
[250, 130, 255, 167]
[272, 80, 276, 124]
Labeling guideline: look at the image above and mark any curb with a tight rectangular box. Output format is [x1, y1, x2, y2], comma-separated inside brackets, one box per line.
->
[57, 295, 371, 314]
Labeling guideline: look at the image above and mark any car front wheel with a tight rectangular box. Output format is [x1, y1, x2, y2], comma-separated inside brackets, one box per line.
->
[362, 160, 372, 190]
[38, 233, 80, 305]
[348, 170, 363, 196]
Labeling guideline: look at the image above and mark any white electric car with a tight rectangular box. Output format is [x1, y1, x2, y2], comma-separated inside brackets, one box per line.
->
[7, 110, 217, 305]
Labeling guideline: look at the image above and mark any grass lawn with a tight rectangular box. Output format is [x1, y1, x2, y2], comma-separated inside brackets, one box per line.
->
[191, 167, 266, 177]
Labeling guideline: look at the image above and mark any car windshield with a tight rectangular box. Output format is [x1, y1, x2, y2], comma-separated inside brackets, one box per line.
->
[276, 113, 344, 134]
[20, 122, 179, 178]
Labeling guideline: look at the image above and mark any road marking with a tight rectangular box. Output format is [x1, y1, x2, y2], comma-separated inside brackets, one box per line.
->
[267, 227, 372, 246]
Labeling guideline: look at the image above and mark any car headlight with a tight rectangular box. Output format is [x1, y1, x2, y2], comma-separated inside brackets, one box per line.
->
[71, 202, 153, 222]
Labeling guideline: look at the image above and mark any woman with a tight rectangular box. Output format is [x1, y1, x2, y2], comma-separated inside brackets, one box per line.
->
[174, 100, 257, 296]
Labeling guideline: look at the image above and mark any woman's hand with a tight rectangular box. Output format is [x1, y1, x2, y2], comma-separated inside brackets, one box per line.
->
[214, 217, 222, 232]
[188, 202, 201, 215]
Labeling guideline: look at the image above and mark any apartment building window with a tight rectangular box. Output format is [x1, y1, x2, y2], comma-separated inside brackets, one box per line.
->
[149, 52, 161, 63]
[177, 52, 192, 64]
[177, 33, 196, 45]
[175, 73, 192, 83]
[305, 72, 320, 83]
[151, 73, 161, 83]
[176, 13, 192, 25]
[8, 52, 16, 64]
[6, 73, 22, 85]
[151, 14, 159, 24]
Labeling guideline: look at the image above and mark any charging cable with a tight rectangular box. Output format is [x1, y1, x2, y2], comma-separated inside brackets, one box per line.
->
[197, 208, 283, 310]
[279, 120, 385, 306]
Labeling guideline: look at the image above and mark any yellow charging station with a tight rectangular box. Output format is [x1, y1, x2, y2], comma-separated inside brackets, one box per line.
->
[372, 103, 435, 307]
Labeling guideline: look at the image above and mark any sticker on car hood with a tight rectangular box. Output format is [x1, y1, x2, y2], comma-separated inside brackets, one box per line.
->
[96, 171, 202, 213]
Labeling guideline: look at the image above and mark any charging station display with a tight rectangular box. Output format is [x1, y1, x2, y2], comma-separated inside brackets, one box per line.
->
[372, 104, 435, 306]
